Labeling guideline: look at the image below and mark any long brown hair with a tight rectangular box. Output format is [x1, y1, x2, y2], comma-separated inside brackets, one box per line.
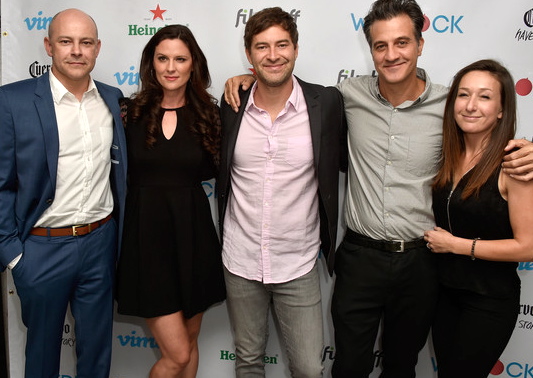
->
[129, 25, 221, 166]
[433, 59, 517, 198]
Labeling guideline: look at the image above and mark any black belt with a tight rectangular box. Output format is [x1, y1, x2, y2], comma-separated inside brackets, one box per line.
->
[344, 228, 426, 253]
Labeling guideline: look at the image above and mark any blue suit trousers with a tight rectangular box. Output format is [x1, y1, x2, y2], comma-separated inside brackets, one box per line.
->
[12, 219, 117, 378]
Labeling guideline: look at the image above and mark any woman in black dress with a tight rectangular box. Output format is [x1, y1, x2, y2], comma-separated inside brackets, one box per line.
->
[116, 25, 225, 377]
[424, 59, 533, 378]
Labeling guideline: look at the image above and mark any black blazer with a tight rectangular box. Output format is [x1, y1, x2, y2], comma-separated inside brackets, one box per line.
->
[218, 77, 347, 275]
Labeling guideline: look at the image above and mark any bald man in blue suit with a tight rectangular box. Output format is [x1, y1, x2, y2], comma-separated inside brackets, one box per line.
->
[0, 9, 126, 377]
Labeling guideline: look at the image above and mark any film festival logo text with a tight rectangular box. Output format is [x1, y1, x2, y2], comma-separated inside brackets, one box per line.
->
[234, 9, 301, 28]
[515, 8, 533, 42]
[321, 345, 385, 369]
[351, 12, 464, 34]
[336, 69, 377, 84]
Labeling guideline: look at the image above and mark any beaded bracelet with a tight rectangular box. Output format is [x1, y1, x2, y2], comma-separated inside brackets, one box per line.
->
[470, 238, 480, 260]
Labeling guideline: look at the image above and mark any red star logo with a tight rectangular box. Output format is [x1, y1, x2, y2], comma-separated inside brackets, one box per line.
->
[150, 4, 167, 21]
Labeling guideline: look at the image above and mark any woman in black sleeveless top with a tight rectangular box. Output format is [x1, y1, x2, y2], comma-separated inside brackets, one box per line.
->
[424, 60, 533, 378]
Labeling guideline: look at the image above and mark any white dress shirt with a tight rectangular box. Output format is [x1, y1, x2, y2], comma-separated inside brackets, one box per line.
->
[34, 71, 114, 228]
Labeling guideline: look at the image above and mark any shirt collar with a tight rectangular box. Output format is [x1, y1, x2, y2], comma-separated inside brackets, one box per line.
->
[49, 71, 98, 104]
[245, 75, 301, 113]
[371, 67, 432, 109]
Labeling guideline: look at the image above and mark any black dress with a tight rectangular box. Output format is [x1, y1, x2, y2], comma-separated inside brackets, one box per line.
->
[116, 106, 225, 319]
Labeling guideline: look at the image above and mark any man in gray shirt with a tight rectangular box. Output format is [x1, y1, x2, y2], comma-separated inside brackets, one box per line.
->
[331, 1, 444, 376]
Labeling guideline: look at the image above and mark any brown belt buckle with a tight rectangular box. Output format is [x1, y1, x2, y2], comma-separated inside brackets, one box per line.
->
[71, 224, 88, 236]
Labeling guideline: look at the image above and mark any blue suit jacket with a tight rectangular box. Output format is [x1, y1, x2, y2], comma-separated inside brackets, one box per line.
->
[0, 72, 127, 271]
[218, 77, 347, 275]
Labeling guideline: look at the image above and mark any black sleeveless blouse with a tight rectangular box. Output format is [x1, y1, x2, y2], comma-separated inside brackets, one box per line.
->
[432, 168, 520, 298]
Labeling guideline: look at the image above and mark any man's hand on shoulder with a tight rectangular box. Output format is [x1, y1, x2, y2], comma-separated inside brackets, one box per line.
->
[224, 74, 256, 112]
[502, 139, 533, 181]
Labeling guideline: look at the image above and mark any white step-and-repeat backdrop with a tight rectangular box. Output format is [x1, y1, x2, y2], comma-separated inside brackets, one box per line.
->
[1, 1, 533, 377]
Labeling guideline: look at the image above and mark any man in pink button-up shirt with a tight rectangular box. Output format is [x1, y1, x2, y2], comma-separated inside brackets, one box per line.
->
[218, 7, 346, 378]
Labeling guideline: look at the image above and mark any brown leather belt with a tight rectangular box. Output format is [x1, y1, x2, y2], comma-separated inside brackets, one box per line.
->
[30, 214, 112, 237]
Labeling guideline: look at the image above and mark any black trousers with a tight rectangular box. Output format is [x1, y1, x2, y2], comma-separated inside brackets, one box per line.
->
[331, 236, 439, 378]
[432, 285, 519, 378]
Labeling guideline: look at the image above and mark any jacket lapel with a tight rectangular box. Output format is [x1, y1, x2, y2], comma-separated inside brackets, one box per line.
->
[34, 73, 59, 189]
[298, 78, 321, 170]
[224, 89, 252, 176]
[95, 82, 127, 181]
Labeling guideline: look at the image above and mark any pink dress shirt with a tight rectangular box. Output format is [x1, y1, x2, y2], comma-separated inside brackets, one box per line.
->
[222, 77, 320, 284]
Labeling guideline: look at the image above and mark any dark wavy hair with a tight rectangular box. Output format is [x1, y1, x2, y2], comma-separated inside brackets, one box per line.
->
[363, 0, 424, 47]
[433, 59, 517, 199]
[129, 24, 221, 165]
[244, 7, 298, 51]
